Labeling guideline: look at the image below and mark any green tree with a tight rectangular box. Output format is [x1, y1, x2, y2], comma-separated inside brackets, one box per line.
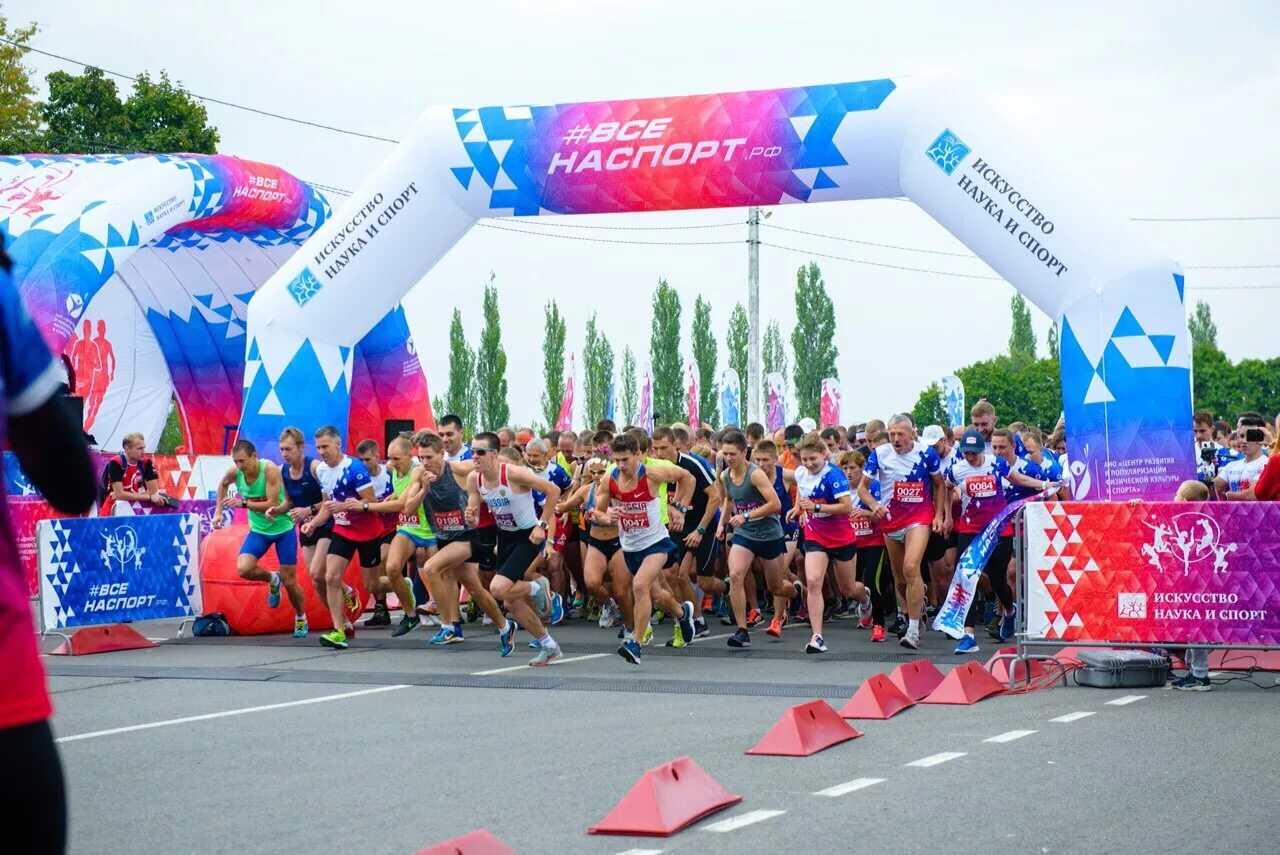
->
[582, 313, 615, 427]
[1188, 299, 1218, 348]
[0, 10, 42, 153]
[1009, 293, 1037, 361]
[1047, 322, 1059, 361]
[475, 275, 509, 430]
[649, 279, 682, 424]
[445, 309, 477, 431]
[726, 302, 748, 386]
[912, 382, 950, 432]
[540, 300, 566, 427]
[790, 262, 838, 419]
[37, 66, 218, 154]
[430, 394, 445, 422]
[763, 320, 788, 383]
[619, 345, 638, 427]
[691, 296, 719, 426]
[158, 398, 183, 454]
[954, 354, 1062, 430]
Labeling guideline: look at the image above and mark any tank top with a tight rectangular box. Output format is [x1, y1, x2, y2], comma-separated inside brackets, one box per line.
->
[721, 463, 783, 541]
[609, 464, 668, 552]
[282, 456, 324, 509]
[369, 464, 398, 534]
[478, 464, 540, 532]
[420, 462, 470, 541]
[392, 468, 434, 540]
[771, 464, 796, 535]
[236, 464, 293, 537]
[585, 482, 618, 539]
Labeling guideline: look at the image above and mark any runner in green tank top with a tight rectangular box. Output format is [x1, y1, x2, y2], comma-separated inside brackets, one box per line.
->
[374, 437, 434, 637]
[214, 440, 307, 635]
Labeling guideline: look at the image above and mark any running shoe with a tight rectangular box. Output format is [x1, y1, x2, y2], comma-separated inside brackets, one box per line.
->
[794, 603, 809, 622]
[999, 606, 1017, 641]
[572, 591, 585, 611]
[364, 602, 391, 627]
[642, 625, 654, 647]
[792, 579, 804, 600]
[343, 586, 362, 623]
[702, 594, 714, 613]
[549, 592, 566, 626]
[954, 634, 980, 655]
[667, 623, 685, 648]
[677, 602, 695, 649]
[651, 609, 666, 626]
[588, 602, 602, 623]
[618, 639, 642, 664]
[617, 626, 627, 640]
[900, 628, 920, 650]
[292, 617, 308, 639]
[806, 634, 828, 654]
[423, 597, 439, 615]
[893, 614, 909, 640]
[746, 608, 763, 627]
[599, 602, 617, 629]
[870, 624, 886, 643]
[529, 643, 562, 667]
[765, 614, 787, 638]
[727, 628, 751, 648]
[391, 614, 420, 638]
[1171, 674, 1211, 692]
[343, 622, 356, 639]
[498, 619, 517, 657]
[319, 629, 347, 649]
[482, 614, 495, 626]
[531, 577, 551, 619]
[421, 613, 442, 627]
[693, 617, 710, 639]
[858, 597, 874, 626]
[832, 598, 853, 620]
[528, 640, 541, 650]
[429, 627, 462, 645]
[267, 572, 282, 609]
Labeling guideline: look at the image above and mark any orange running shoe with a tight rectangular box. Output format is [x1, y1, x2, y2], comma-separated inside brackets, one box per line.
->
[746, 608, 763, 627]
[870, 624, 886, 643]
[765, 613, 788, 638]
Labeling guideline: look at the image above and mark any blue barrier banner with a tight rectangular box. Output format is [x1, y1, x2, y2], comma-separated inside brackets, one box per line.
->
[38, 514, 202, 630]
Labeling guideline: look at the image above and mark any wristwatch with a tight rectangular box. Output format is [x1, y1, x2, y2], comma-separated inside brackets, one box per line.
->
[537, 520, 550, 531]
[362, 502, 369, 512]
[672, 501, 691, 514]
[240, 497, 248, 509]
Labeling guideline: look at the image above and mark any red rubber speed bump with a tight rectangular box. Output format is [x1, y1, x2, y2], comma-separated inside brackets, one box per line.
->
[920, 661, 1006, 705]
[415, 828, 517, 854]
[839, 673, 916, 720]
[746, 699, 863, 756]
[48, 624, 156, 655]
[587, 755, 742, 836]
[887, 659, 945, 701]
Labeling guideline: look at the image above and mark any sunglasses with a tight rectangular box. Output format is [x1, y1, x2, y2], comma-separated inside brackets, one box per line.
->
[573, 455, 587, 462]
[473, 448, 493, 456]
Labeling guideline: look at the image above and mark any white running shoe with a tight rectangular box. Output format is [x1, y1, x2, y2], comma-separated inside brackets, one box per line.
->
[481, 614, 494, 626]
[599, 602, 616, 629]
[900, 629, 920, 650]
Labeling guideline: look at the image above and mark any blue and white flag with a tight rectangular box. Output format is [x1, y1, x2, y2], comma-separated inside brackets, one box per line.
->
[931, 488, 1056, 639]
[940, 374, 965, 428]
[719, 368, 741, 427]
[604, 378, 616, 422]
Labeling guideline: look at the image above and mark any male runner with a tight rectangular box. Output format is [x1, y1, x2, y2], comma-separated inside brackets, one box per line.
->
[356, 439, 399, 626]
[858, 414, 946, 650]
[355, 436, 427, 636]
[466, 431, 564, 665]
[716, 429, 799, 649]
[594, 432, 696, 664]
[558, 458, 629, 632]
[970, 400, 998, 453]
[214, 440, 307, 636]
[920, 424, 957, 620]
[524, 438, 573, 619]
[439, 413, 472, 462]
[301, 426, 383, 649]
[652, 425, 719, 643]
[841, 451, 891, 639]
[749, 439, 798, 626]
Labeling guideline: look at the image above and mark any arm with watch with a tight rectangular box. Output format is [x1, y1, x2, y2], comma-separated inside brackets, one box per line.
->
[503, 465, 560, 545]
[644, 462, 694, 533]
[685, 479, 721, 548]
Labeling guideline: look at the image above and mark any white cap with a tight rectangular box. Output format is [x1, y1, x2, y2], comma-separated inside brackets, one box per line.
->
[798, 417, 818, 433]
[921, 425, 946, 446]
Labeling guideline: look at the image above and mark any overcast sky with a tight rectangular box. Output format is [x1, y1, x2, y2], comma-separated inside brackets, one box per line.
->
[11, 0, 1279, 426]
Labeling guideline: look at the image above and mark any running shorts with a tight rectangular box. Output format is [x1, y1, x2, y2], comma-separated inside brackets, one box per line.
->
[240, 529, 298, 566]
[328, 530, 383, 568]
[623, 537, 678, 575]
[729, 533, 786, 560]
[495, 527, 544, 582]
[799, 539, 856, 563]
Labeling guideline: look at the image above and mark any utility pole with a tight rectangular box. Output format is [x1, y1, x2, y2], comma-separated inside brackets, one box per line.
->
[747, 206, 761, 423]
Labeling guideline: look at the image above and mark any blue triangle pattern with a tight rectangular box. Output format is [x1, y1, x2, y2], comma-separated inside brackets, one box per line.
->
[455, 121, 478, 140]
[813, 169, 839, 190]
[1149, 335, 1176, 365]
[1112, 307, 1145, 338]
[451, 166, 474, 190]
[1173, 273, 1185, 303]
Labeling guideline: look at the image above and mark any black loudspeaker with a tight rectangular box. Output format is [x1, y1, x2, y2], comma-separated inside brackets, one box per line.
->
[384, 419, 415, 452]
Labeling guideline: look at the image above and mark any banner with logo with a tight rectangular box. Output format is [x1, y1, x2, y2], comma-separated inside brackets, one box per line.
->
[38, 514, 202, 630]
[719, 368, 741, 428]
[820, 377, 842, 427]
[940, 374, 965, 428]
[932, 489, 1054, 639]
[556, 352, 576, 432]
[685, 361, 700, 429]
[1025, 502, 1280, 646]
[638, 367, 653, 434]
[766, 372, 787, 431]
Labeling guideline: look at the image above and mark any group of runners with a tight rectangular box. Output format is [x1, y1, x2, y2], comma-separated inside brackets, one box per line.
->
[214, 402, 1070, 665]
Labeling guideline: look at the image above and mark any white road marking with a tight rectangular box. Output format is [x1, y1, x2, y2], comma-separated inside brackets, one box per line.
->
[985, 729, 1038, 743]
[471, 652, 609, 676]
[614, 850, 666, 855]
[700, 809, 786, 833]
[1105, 694, 1147, 706]
[1050, 711, 1096, 723]
[814, 777, 886, 797]
[56, 685, 408, 743]
[906, 751, 966, 767]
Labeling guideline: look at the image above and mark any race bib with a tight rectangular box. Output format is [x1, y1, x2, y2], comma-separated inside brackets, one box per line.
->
[852, 516, 874, 537]
[431, 509, 465, 531]
[333, 511, 350, 526]
[397, 512, 419, 527]
[619, 512, 647, 533]
[893, 480, 925, 504]
[964, 475, 998, 499]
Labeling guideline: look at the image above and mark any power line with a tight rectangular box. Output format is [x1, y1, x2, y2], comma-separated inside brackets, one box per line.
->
[759, 221, 977, 258]
[757, 240, 1003, 280]
[2, 37, 400, 144]
[476, 221, 743, 247]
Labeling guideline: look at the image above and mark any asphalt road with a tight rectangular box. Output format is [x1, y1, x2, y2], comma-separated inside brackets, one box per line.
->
[43, 614, 1279, 855]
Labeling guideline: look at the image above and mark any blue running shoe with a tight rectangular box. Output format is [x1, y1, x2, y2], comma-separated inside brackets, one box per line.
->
[528, 640, 541, 650]
[429, 627, 460, 645]
[530, 577, 550, 618]
[267, 572, 282, 609]
[617, 639, 642, 664]
[677, 601, 695, 649]
[999, 606, 1017, 641]
[549, 591, 565, 626]
[498, 619, 517, 657]
[954, 634, 980, 655]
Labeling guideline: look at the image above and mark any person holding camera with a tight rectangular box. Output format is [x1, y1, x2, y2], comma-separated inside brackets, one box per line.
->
[1214, 416, 1268, 501]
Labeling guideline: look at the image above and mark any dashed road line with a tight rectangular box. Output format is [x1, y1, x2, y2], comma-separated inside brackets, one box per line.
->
[614, 849, 666, 855]
[814, 777, 886, 797]
[471, 653, 609, 675]
[1105, 694, 1147, 706]
[700, 809, 787, 833]
[906, 751, 966, 767]
[984, 729, 1037, 743]
[1050, 711, 1096, 723]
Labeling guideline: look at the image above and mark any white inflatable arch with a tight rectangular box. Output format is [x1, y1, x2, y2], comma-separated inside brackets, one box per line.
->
[243, 76, 1193, 499]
